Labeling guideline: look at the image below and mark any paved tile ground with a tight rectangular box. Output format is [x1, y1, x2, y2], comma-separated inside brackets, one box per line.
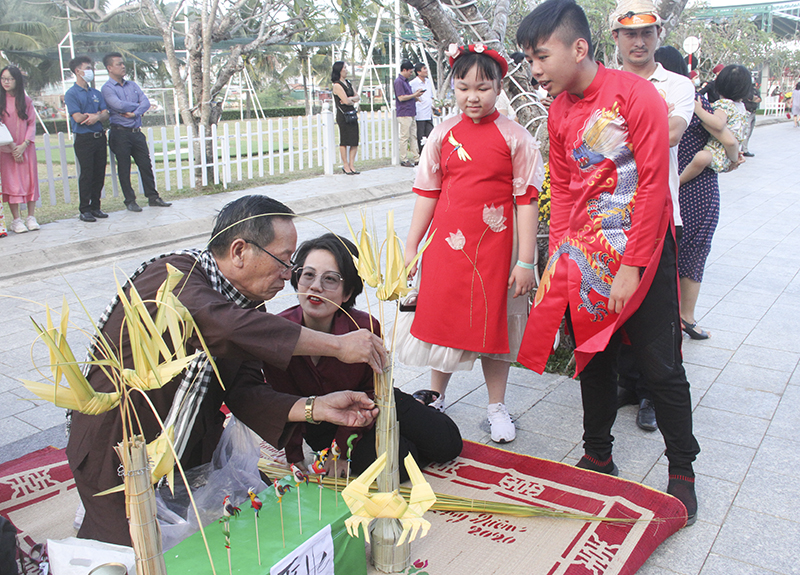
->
[0, 118, 798, 574]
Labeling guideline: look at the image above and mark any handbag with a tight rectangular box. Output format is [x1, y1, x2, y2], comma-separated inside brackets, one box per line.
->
[343, 109, 358, 124]
[0, 123, 13, 147]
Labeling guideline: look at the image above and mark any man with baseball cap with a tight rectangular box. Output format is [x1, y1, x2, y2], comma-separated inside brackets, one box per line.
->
[609, 0, 695, 434]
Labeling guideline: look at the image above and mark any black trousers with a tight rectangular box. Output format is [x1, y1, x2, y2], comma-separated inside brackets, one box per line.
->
[108, 128, 159, 205]
[416, 119, 434, 152]
[74, 132, 108, 214]
[579, 233, 699, 477]
[615, 226, 682, 402]
[305, 388, 463, 482]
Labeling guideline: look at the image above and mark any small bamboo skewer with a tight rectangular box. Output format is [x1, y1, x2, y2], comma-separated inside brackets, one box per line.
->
[291, 464, 308, 535]
[273, 480, 290, 548]
[311, 449, 329, 521]
[331, 440, 341, 508]
[248, 488, 263, 566]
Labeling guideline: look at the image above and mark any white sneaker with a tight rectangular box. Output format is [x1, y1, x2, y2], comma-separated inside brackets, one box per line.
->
[25, 216, 39, 231]
[11, 218, 27, 234]
[488, 403, 516, 443]
[430, 393, 446, 412]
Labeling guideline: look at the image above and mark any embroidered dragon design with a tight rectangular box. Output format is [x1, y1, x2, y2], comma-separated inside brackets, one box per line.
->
[535, 104, 638, 321]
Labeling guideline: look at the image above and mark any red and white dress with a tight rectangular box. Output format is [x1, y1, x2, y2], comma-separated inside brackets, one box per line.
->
[401, 110, 544, 372]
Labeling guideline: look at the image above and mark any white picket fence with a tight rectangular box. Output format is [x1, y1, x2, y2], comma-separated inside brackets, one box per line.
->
[761, 96, 786, 117]
[37, 105, 403, 206]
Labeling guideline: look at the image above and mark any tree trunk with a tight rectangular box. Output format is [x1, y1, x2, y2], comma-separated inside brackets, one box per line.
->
[659, 0, 690, 40]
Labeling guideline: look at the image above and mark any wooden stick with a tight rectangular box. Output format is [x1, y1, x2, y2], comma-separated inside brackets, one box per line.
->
[297, 486, 303, 534]
[334, 459, 338, 508]
[254, 513, 261, 565]
[279, 498, 285, 548]
[226, 546, 232, 575]
[318, 476, 323, 521]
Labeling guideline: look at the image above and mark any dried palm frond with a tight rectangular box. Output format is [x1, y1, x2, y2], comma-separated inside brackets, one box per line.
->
[258, 461, 641, 524]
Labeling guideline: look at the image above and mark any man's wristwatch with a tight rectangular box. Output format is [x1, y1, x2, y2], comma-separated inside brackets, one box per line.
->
[305, 396, 320, 424]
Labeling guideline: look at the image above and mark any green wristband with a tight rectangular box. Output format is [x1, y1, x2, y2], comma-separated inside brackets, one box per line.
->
[516, 260, 535, 270]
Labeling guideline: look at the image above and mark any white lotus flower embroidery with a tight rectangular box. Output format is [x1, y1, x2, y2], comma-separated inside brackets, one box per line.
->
[446, 230, 466, 250]
[483, 204, 507, 232]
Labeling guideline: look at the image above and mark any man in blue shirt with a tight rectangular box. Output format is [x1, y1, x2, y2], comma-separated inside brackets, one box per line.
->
[101, 52, 171, 212]
[394, 61, 424, 167]
[65, 56, 110, 222]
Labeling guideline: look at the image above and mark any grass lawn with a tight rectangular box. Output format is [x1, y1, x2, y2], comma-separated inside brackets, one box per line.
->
[27, 157, 392, 224]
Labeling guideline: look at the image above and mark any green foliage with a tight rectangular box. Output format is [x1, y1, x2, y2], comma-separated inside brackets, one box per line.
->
[670, 4, 800, 82]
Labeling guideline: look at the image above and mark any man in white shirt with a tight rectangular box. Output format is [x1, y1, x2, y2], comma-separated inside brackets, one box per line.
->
[409, 63, 436, 151]
[609, 0, 694, 433]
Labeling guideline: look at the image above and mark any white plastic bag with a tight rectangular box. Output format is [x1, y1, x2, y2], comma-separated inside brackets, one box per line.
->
[156, 416, 269, 550]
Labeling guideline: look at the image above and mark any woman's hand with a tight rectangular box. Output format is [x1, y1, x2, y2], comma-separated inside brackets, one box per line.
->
[404, 249, 419, 280]
[509, 265, 535, 298]
[313, 390, 379, 428]
[12, 141, 27, 161]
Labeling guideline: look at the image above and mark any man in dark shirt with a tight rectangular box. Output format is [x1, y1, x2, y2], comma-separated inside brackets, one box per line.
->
[65, 56, 110, 223]
[394, 61, 424, 167]
[68, 195, 387, 546]
[101, 52, 171, 212]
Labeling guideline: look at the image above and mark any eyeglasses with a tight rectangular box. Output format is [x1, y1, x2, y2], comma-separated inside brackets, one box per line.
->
[295, 267, 344, 291]
[0, 77, 14, 83]
[244, 240, 295, 271]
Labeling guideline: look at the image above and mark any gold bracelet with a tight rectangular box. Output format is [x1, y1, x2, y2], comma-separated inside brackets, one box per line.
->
[305, 396, 320, 424]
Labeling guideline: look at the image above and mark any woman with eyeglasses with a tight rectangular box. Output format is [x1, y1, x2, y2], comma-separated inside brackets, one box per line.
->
[0, 66, 40, 234]
[262, 233, 462, 480]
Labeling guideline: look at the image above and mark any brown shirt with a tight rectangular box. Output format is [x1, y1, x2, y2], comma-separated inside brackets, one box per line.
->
[66, 253, 303, 545]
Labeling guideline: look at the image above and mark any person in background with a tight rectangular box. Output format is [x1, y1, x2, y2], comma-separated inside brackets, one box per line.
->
[679, 64, 751, 187]
[263, 233, 462, 481]
[410, 62, 436, 152]
[0, 66, 40, 233]
[101, 52, 172, 212]
[791, 82, 800, 128]
[65, 56, 110, 223]
[699, 63, 723, 103]
[331, 61, 361, 175]
[741, 82, 760, 157]
[609, 9, 694, 434]
[658, 52, 740, 344]
[394, 61, 424, 167]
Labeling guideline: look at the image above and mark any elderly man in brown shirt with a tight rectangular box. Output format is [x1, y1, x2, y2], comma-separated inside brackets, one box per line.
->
[67, 195, 386, 546]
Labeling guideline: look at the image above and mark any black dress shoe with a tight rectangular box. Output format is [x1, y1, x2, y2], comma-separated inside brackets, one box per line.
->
[742, 151, 754, 157]
[79, 212, 96, 222]
[637, 398, 658, 431]
[90, 209, 108, 219]
[149, 197, 172, 207]
[126, 201, 143, 212]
